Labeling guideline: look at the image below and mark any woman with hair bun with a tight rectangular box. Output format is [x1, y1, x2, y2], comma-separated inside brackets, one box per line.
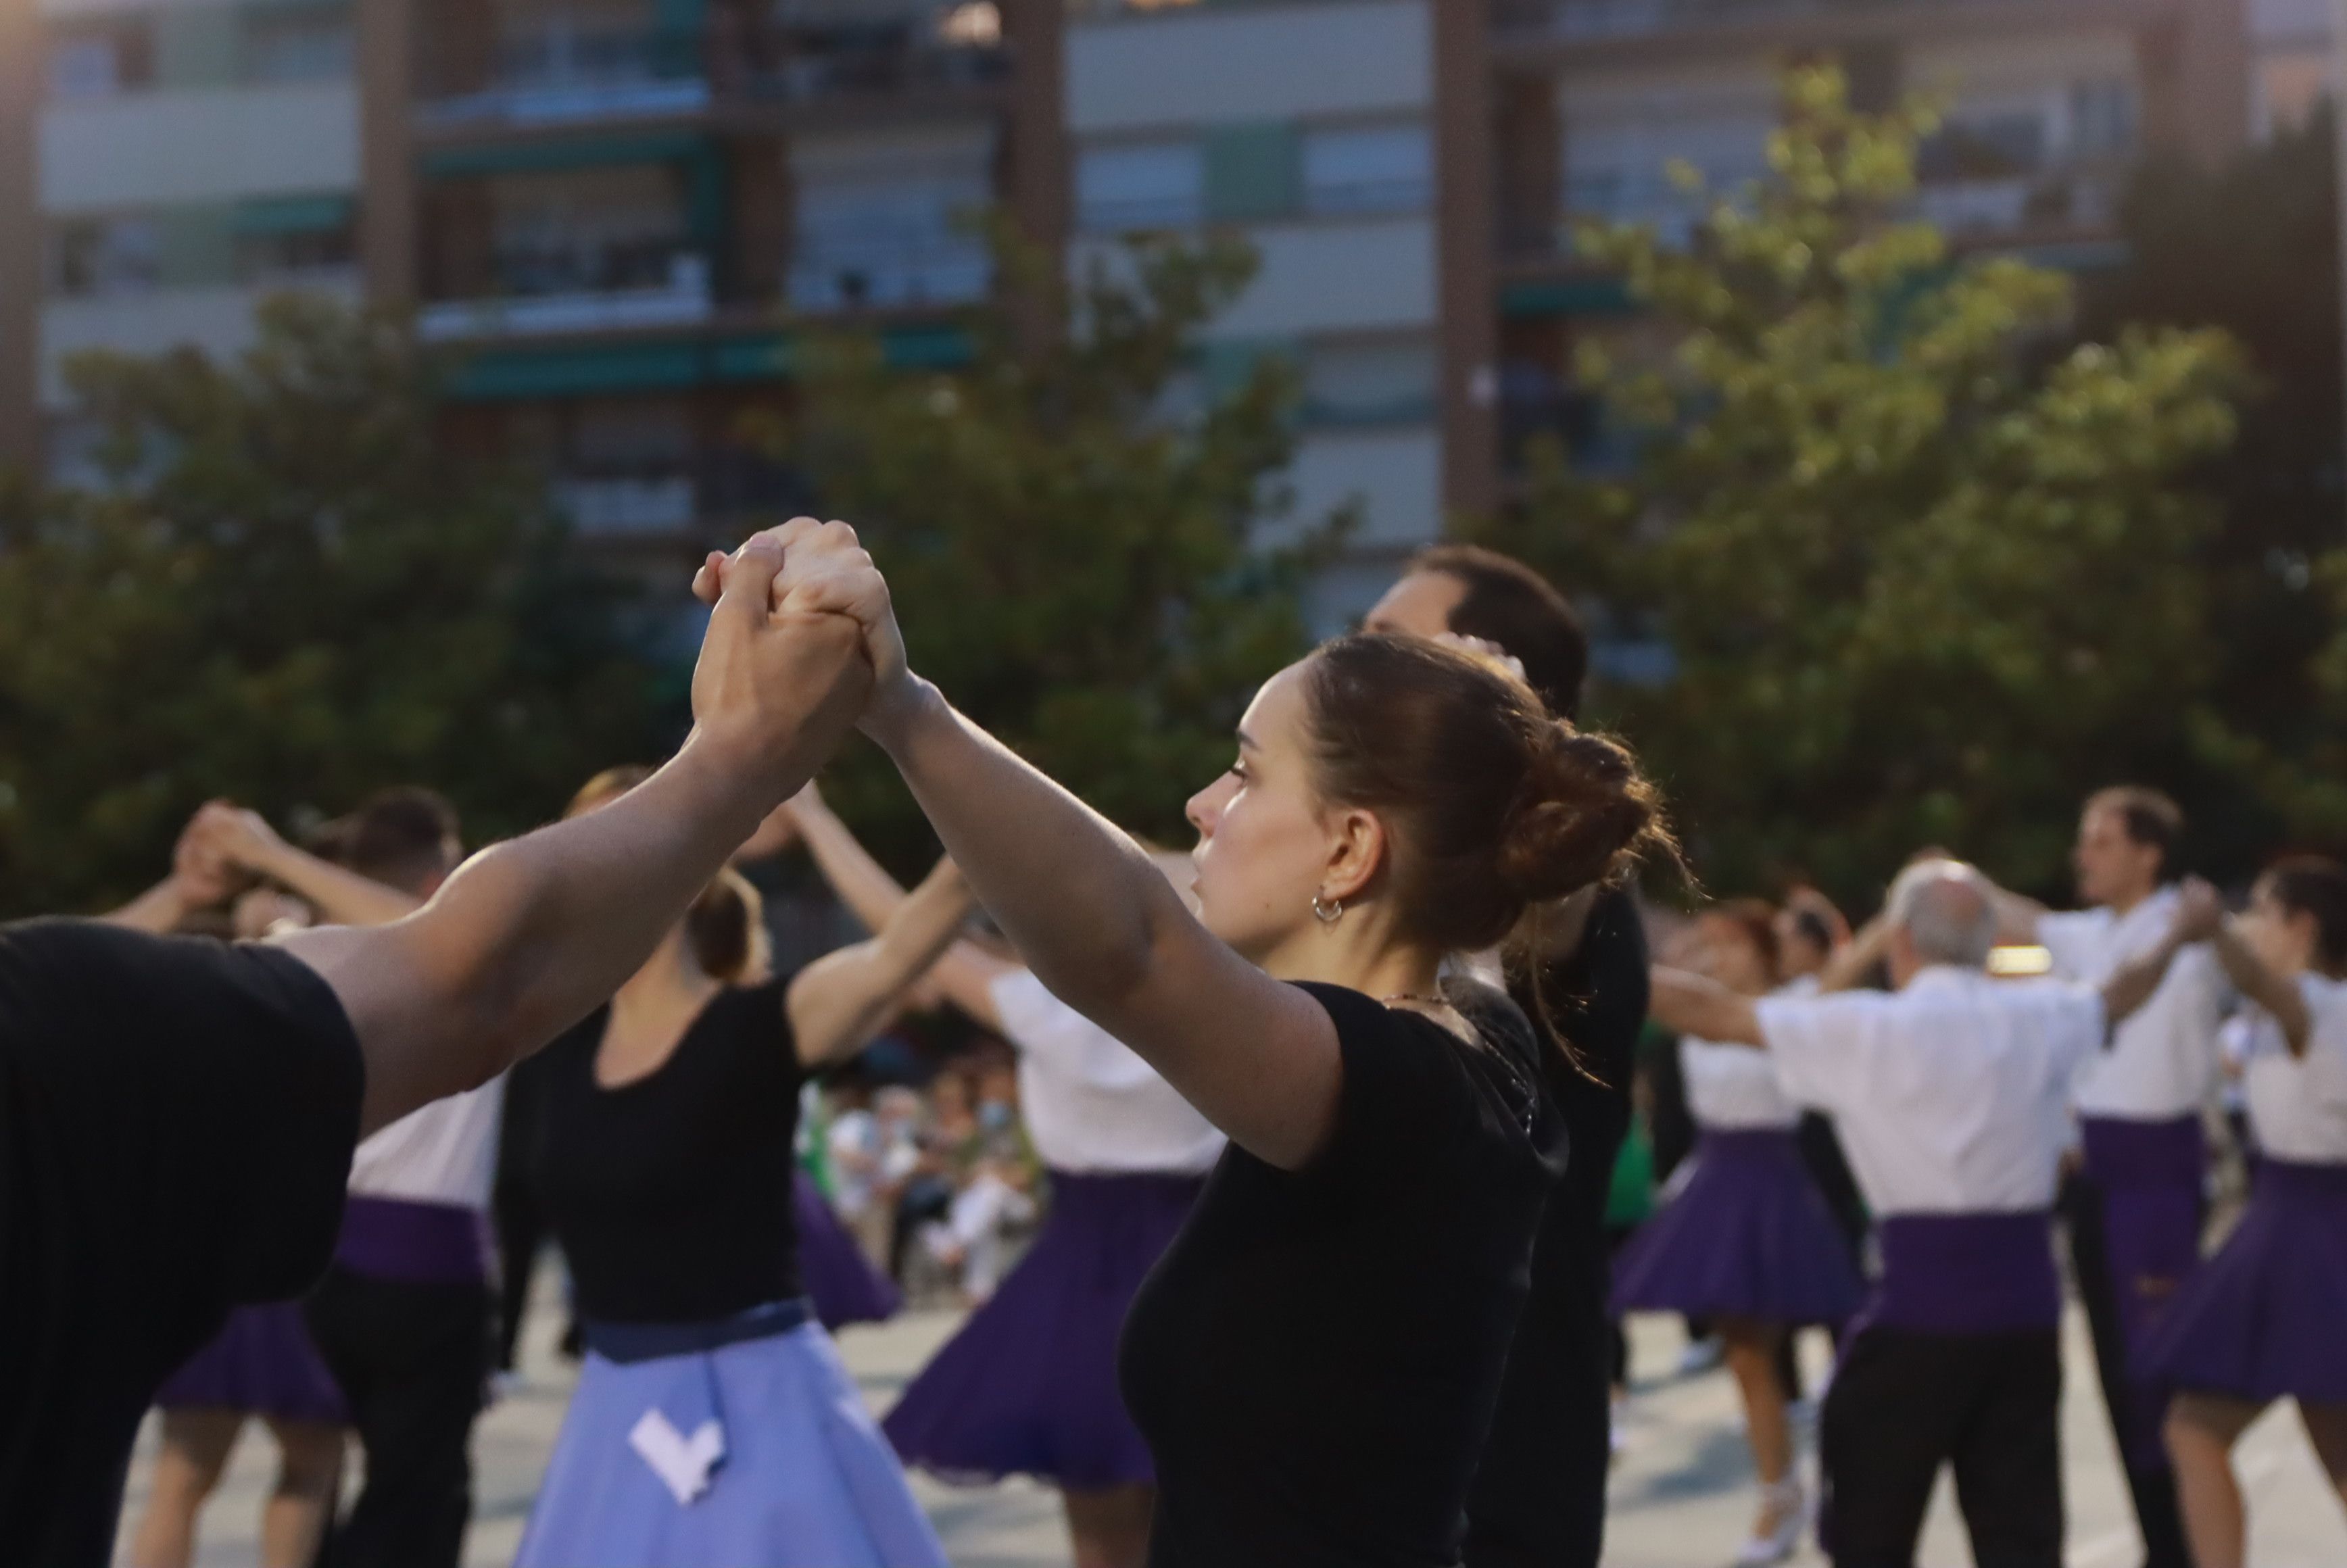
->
[1609, 900, 1862, 1566]
[2142, 856, 2347, 1568]
[725, 519, 1676, 1566]
[513, 766, 973, 1568]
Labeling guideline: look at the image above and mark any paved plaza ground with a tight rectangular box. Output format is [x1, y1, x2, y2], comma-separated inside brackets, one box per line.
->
[119, 1279, 2346, 1567]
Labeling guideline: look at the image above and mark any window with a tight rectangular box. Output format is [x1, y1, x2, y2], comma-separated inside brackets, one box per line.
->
[1919, 112, 2046, 180]
[789, 126, 994, 311]
[1302, 124, 1431, 217]
[1304, 336, 1438, 426]
[2070, 79, 2136, 159]
[51, 216, 161, 297]
[1077, 141, 1203, 232]
[236, 197, 360, 282]
[47, 22, 150, 100]
[490, 164, 694, 295]
[1203, 123, 1298, 222]
[243, 9, 357, 83]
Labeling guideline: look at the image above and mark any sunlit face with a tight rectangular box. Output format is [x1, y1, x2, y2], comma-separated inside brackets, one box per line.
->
[1692, 913, 1775, 997]
[2073, 804, 2162, 908]
[1184, 662, 1355, 965]
[2237, 877, 2317, 981]
[1363, 570, 1468, 642]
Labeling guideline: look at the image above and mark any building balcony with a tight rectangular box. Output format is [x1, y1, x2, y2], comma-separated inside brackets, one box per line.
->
[1491, 0, 2164, 55]
[412, 5, 1010, 134]
[418, 252, 713, 341]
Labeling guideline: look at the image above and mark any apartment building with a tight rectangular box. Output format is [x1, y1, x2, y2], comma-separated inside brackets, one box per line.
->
[0, 0, 2263, 613]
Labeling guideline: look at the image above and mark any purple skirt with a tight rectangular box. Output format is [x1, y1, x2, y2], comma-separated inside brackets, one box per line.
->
[153, 1302, 347, 1425]
[1610, 1128, 1865, 1327]
[882, 1168, 1203, 1490]
[2142, 1158, 2347, 1405]
[794, 1172, 900, 1331]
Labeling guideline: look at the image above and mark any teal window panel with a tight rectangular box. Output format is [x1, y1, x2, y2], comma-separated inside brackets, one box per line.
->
[1203, 123, 1299, 224]
[1195, 337, 1295, 402]
[1500, 276, 1633, 317]
[152, 5, 241, 89]
[881, 323, 973, 370]
[234, 193, 355, 235]
[446, 341, 709, 399]
[155, 204, 240, 287]
[421, 130, 708, 180]
[711, 335, 794, 381]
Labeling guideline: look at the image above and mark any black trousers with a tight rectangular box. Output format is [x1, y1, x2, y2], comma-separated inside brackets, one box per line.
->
[2060, 1170, 2193, 1568]
[304, 1265, 491, 1568]
[1820, 1325, 2063, 1568]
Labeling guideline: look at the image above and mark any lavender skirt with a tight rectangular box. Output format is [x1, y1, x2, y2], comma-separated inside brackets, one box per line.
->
[153, 1302, 347, 1425]
[883, 1169, 1203, 1490]
[2142, 1158, 2347, 1405]
[516, 1313, 946, 1568]
[1610, 1128, 1866, 1327]
[794, 1173, 900, 1331]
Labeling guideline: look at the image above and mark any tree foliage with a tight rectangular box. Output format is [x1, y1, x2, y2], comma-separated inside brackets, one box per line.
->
[2082, 112, 2347, 857]
[0, 296, 660, 916]
[1476, 66, 2250, 902]
[778, 225, 1338, 861]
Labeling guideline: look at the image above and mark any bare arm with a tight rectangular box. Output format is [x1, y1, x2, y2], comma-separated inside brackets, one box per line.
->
[197, 806, 422, 927]
[1986, 884, 2048, 946]
[788, 858, 977, 1067]
[1648, 965, 1765, 1047]
[102, 876, 204, 934]
[736, 522, 1340, 1169]
[1817, 914, 1893, 993]
[279, 533, 873, 1137]
[2209, 922, 2313, 1056]
[788, 781, 1019, 1030]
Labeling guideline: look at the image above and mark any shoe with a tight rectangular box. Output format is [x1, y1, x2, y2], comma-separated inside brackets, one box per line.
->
[1678, 1336, 1725, 1375]
[1733, 1478, 1805, 1566]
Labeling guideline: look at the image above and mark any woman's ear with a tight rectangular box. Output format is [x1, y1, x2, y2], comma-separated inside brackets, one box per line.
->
[1320, 807, 1388, 906]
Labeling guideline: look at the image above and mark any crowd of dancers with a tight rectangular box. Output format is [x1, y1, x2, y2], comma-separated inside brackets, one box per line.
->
[1, 523, 2344, 1568]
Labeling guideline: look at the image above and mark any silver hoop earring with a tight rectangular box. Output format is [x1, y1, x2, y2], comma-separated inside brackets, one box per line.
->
[1311, 893, 1344, 925]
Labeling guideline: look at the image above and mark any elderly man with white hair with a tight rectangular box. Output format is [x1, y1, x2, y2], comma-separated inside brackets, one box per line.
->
[1651, 859, 2219, 1568]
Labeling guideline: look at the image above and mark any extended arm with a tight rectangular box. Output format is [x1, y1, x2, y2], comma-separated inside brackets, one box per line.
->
[2210, 921, 2313, 1056]
[197, 806, 422, 927]
[788, 858, 977, 1067]
[279, 534, 873, 1136]
[1817, 914, 1893, 994]
[1647, 965, 1765, 1048]
[721, 521, 1340, 1169]
[789, 781, 1015, 1029]
[102, 814, 239, 931]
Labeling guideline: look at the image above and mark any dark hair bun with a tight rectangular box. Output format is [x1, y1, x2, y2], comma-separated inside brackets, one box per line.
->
[1498, 726, 1660, 904]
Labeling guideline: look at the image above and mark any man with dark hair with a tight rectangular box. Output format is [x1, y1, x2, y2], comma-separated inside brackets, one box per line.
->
[1365, 547, 1645, 1568]
[1987, 785, 2223, 1568]
[0, 526, 872, 1563]
[202, 787, 497, 1568]
[1370, 544, 1591, 720]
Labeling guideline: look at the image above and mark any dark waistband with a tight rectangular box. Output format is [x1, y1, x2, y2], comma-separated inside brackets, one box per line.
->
[2079, 1114, 2203, 1187]
[2254, 1157, 2347, 1200]
[1694, 1127, 1804, 1158]
[1867, 1211, 2060, 1336]
[581, 1298, 812, 1365]
[335, 1196, 491, 1285]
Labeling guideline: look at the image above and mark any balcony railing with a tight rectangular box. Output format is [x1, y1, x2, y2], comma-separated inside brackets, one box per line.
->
[414, 7, 1009, 128]
[787, 241, 991, 314]
[418, 252, 713, 341]
[553, 451, 814, 537]
[1492, 0, 2035, 45]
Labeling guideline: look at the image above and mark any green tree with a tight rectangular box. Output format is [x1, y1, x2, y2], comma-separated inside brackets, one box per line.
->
[777, 227, 1340, 862]
[1476, 66, 2247, 903]
[2083, 112, 2347, 852]
[0, 296, 661, 916]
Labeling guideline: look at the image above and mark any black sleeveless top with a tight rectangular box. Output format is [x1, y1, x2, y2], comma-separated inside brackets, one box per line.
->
[531, 979, 806, 1325]
[1118, 980, 1564, 1567]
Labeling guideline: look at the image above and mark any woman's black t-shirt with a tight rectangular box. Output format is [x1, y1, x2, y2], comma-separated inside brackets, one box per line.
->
[530, 979, 806, 1325]
[1118, 980, 1564, 1567]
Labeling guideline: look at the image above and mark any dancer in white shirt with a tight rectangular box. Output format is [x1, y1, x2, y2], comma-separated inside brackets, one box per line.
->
[1653, 859, 2214, 1568]
[2140, 857, 2347, 1568]
[1987, 787, 2226, 1568]
[788, 782, 1221, 1568]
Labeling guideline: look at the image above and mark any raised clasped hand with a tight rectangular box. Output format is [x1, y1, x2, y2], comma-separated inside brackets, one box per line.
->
[694, 517, 916, 737]
[686, 526, 873, 779]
